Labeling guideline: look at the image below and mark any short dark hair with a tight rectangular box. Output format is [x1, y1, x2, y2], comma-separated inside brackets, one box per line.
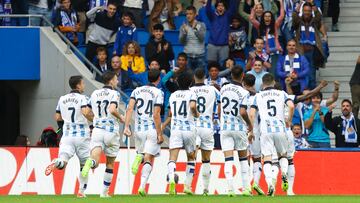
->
[102, 71, 117, 85]
[254, 37, 265, 44]
[122, 11, 134, 21]
[223, 57, 235, 68]
[69, 75, 83, 90]
[186, 5, 197, 13]
[107, 2, 117, 7]
[231, 65, 244, 80]
[148, 69, 161, 83]
[262, 73, 275, 86]
[194, 68, 205, 80]
[292, 123, 302, 129]
[177, 71, 193, 90]
[96, 47, 107, 54]
[342, 99, 352, 106]
[312, 92, 323, 100]
[302, 2, 313, 9]
[274, 82, 282, 90]
[153, 23, 164, 31]
[208, 60, 221, 70]
[177, 52, 188, 61]
[215, 0, 227, 9]
[243, 74, 255, 87]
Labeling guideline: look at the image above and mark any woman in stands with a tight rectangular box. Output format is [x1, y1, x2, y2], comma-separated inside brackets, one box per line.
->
[53, 0, 80, 45]
[149, 0, 181, 32]
[120, 41, 146, 74]
[249, 1, 284, 77]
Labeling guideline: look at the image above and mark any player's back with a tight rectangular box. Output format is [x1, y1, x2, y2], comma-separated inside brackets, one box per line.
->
[56, 92, 89, 137]
[169, 89, 197, 131]
[220, 83, 249, 131]
[131, 85, 164, 132]
[190, 84, 220, 129]
[90, 87, 120, 133]
[254, 88, 289, 134]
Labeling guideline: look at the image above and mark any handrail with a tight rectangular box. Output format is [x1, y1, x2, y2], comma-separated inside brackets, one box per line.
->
[0, 14, 130, 102]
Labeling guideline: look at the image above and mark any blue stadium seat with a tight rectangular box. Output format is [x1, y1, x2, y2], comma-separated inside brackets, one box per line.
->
[174, 15, 186, 29]
[235, 58, 246, 69]
[136, 29, 150, 46]
[164, 30, 180, 45]
[172, 45, 184, 58]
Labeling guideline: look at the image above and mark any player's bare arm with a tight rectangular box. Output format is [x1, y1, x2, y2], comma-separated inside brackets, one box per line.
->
[285, 99, 295, 128]
[82, 107, 94, 122]
[190, 101, 199, 118]
[153, 105, 163, 144]
[296, 80, 328, 102]
[124, 98, 136, 137]
[109, 103, 124, 123]
[54, 113, 63, 122]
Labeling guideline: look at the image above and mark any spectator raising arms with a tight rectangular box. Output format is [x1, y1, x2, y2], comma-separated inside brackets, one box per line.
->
[179, 6, 206, 71]
[277, 39, 310, 92]
[146, 23, 175, 73]
[206, 0, 237, 64]
[325, 99, 360, 148]
[120, 41, 146, 74]
[149, 0, 176, 31]
[250, 0, 284, 76]
[228, 15, 247, 61]
[113, 12, 137, 56]
[293, 2, 326, 89]
[53, 0, 80, 45]
[85, 3, 120, 64]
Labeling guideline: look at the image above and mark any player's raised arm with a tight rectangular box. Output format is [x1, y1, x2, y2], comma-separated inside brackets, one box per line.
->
[124, 97, 136, 137]
[296, 80, 328, 102]
[285, 96, 295, 128]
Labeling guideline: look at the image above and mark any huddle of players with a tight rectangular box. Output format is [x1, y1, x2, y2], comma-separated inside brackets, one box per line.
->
[46, 66, 295, 197]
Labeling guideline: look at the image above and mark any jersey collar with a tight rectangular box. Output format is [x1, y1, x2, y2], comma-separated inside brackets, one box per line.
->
[263, 86, 276, 91]
[70, 90, 81, 94]
[231, 81, 243, 87]
[147, 83, 156, 87]
[103, 85, 113, 90]
[193, 83, 205, 86]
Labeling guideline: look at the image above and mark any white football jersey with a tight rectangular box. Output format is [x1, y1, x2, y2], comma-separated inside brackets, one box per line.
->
[130, 84, 164, 132]
[220, 82, 249, 131]
[169, 90, 197, 131]
[56, 91, 90, 137]
[252, 88, 292, 134]
[89, 86, 121, 133]
[190, 84, 220, 129]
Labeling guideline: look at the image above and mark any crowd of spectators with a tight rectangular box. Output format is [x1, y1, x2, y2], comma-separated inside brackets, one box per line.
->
[2, 0, 359, 149]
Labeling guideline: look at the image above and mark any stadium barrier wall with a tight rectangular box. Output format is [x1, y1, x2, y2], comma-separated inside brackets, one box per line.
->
[1, 147, 360, 195]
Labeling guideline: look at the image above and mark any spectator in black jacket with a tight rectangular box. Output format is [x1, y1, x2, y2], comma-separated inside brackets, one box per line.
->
[145, 23, 175, 73]
[325, 99, 360, 148]
[350, 56, 360, 118]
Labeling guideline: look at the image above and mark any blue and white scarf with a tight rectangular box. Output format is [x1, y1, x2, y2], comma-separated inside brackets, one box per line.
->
[283, 0, 301, 30]
[264, 30, 277, 54]
[341, 113, 358, 143]
[90, 0, 108, 9]
[284, 53, 301, 72]
[60, 10, 77, 41]
[299, 25, 316, 46]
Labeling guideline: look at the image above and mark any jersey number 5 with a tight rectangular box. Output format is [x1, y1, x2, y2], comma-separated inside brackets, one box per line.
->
[267, 99, 277, 116]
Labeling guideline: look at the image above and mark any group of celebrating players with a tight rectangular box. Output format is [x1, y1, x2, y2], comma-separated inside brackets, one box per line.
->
[45, 66, 298, 198]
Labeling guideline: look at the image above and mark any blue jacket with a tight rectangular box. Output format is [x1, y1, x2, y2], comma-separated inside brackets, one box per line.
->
[276, 54, 310, 92]
[113, 25, 137, 55]
[206, 0, 237, 45]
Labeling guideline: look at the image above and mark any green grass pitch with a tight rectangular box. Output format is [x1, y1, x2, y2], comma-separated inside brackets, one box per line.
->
[1, 195, 360, 203]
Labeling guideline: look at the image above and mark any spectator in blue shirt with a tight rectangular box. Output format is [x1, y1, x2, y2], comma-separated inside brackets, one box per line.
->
[113, 12, 137, 56]
[304, 92, 331, 148]
[206, 0, 237, 64]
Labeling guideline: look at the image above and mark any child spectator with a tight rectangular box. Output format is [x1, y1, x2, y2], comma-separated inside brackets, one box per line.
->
[95, 47, 111, 82]
[145, 23, 175, 73]
[113, 12, 137, 56]
[248, 59, 267, 92]
[245, 38, 271, 71]
[205, 61, 228, 90]
[206, 0, 237, 63]
[228, 14, 247, 61]
[120, 41, 146, 74]
[304, 93, 331, 148]
[292, 124, 310, 149]
[120, 0, 147, 28]
[53, 0, 80, 45]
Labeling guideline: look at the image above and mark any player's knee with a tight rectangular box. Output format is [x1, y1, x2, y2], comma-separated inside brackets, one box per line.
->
[187, 152, 196, 161]
[253, 157, 261, 163]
